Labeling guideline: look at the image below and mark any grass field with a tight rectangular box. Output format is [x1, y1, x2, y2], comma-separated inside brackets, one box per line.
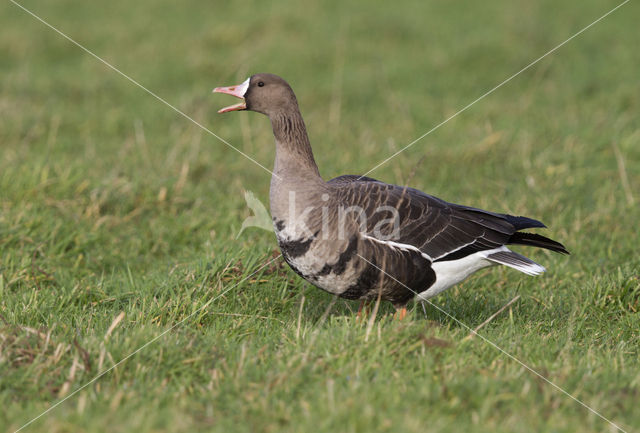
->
[1, 0, 639, 431]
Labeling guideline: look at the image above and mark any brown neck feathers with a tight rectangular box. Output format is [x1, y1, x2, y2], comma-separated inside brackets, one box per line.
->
[271, 110, 321, 177]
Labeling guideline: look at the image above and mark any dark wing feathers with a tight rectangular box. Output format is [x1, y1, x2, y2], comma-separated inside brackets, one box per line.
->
[329, 175, 567, 260]
[509, 232, 569, 254]
[501, 214, 547, 230]
[328, 175, 380, 185]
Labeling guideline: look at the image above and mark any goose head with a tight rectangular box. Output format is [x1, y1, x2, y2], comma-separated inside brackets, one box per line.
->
[213, 73, 298, 117]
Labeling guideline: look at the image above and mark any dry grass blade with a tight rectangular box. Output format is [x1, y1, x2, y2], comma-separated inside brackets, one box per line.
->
[104, 312, 125, 340]
[462, 295, 521, 341]
[611, 141, 635, 206]
[296, 294, 306, 340]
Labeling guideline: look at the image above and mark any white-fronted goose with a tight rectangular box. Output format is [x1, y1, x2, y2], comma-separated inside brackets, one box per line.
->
[214, 73, 568, 317]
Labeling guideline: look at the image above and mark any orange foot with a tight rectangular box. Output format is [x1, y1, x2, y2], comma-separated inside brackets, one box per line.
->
[394, 306, 407, 321]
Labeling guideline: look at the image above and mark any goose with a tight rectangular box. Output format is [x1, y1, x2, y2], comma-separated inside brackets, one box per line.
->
[214, 73, 568, 318]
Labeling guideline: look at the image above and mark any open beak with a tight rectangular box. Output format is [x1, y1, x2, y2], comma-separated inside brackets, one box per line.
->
[213, 77, 250, 113]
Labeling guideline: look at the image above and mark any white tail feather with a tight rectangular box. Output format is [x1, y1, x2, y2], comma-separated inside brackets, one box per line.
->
[484, 249, 545, 276]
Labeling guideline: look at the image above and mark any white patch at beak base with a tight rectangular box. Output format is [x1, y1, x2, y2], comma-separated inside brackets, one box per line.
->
[236, 77, 250, 97]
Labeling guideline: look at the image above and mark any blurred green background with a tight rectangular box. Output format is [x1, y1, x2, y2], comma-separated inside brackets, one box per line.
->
[1, 0, 638, 432]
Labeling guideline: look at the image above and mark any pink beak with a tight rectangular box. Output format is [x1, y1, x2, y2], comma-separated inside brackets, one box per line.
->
[213, 77, 250, 113]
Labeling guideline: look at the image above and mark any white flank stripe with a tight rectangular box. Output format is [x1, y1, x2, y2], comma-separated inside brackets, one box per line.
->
[431, 239, 477, 261]
[361, 234, 433, 261]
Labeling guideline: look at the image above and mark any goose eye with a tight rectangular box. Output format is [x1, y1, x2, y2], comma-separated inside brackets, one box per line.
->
[257, 81, 265, 87]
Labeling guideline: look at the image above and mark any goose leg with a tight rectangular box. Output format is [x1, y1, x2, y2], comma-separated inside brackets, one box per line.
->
[356, 300, 372, 320]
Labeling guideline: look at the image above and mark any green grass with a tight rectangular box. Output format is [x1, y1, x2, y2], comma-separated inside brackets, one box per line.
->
[1, 0, 639, 431]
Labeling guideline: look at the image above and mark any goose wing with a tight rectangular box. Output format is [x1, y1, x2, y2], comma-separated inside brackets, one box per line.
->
[328, 175, 533, 262]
